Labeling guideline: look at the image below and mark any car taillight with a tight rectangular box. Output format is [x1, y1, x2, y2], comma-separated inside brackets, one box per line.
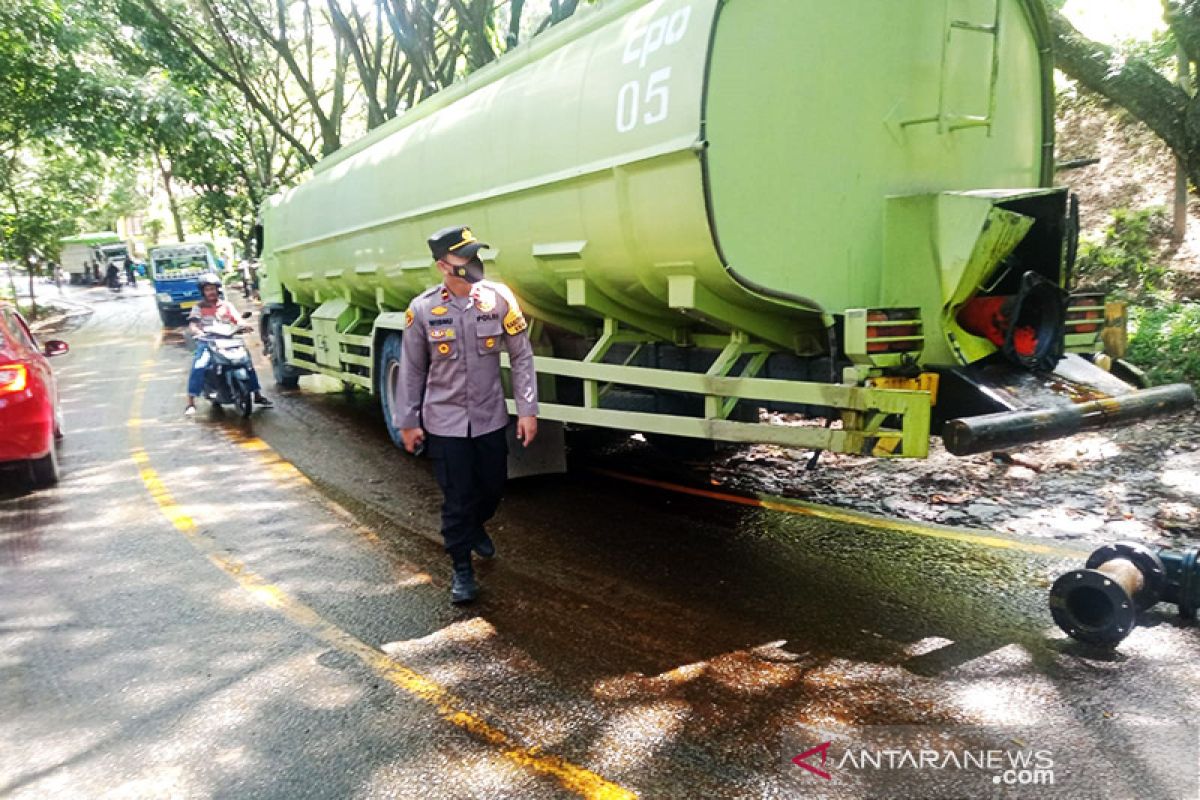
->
[0, 364, 28, 394]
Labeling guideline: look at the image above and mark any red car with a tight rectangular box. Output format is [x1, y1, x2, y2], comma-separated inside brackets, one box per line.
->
[0, 303, 69, 487]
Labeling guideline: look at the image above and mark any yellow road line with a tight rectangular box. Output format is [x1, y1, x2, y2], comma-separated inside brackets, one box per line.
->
[127, 376, 634, 799]
[590, 468, 1089, 560]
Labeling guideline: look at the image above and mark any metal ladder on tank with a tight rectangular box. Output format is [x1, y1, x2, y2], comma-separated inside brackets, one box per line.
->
[900, 0, 1002, 135]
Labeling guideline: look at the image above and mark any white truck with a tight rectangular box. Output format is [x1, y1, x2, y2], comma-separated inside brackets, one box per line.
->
[57, 233, 132, 284]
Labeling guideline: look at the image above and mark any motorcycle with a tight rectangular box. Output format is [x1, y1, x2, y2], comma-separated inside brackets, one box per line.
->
[195, 319, 257, 417]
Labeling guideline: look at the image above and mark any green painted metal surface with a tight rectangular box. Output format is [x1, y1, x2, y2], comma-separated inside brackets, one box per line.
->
[881, 189, 1054, 366]
[262, 0, 1057, 367]
[705, 0, 1049, 318]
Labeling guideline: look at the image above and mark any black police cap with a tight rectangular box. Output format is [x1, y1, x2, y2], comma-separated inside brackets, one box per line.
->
[428, 225, 488, 261]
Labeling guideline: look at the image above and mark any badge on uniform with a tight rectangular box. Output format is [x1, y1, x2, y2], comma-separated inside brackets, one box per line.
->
[473, 285, 496, 313]
[431, 305, 449, 316]
[503, 307, 527, 335]
[431, 328, 456, 340]
[436, 342, 452, 356]
[404, 308, 414, 328]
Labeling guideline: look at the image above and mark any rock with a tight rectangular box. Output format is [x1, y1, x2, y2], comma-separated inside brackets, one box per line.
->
[1005, 466, 1037, 481]
[1156, 502, 1200, 533]
[965, 501, 1004, 521]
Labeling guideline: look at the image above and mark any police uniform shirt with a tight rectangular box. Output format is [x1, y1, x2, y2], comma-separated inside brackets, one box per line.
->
[393, 279, 538, 437]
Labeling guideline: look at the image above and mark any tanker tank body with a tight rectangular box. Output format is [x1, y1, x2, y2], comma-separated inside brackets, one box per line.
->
[258, 0, 1194, 465]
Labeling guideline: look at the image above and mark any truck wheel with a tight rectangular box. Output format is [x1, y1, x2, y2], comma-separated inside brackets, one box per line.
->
[378, 333, 406, 450]
[269, 314, 300, 389]
[29, 448, 59, 488]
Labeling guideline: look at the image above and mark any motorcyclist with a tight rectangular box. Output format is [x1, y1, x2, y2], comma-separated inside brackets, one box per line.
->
[184, 273, 272, 417]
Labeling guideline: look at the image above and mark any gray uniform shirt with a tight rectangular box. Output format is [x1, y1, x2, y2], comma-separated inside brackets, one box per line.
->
[394, 280, 538, 437]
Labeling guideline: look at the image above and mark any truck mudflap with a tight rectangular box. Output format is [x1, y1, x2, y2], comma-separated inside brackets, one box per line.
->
[940, 354, 1196, 456]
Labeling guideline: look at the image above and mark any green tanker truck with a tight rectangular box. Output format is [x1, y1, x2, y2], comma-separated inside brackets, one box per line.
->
[258, 0, 1194, 463]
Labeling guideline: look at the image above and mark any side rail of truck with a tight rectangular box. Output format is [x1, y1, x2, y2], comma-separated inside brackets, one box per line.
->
[264, 280, 935, 460]
[260, 267, 1172, 468]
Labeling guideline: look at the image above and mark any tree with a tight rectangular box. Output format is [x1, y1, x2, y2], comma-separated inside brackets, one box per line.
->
[0, 0, 109, 313]
[1049, 2, 1200, 192]
[122, 0, 597, 160]
[2, 0, 601, 271]
[0, 143, 104, 313]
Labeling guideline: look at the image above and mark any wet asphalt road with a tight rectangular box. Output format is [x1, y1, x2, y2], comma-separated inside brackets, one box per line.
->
[2, 286, 1199, 799]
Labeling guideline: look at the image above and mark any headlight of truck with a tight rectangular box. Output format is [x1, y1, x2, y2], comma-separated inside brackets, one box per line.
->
[156, 292, 172, 304]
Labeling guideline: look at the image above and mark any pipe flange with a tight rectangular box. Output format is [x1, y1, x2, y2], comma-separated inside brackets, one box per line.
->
[1049, 568, 1138, 647]
[1085, 541, 1167, 611]
[1179, 549, 1198, 621]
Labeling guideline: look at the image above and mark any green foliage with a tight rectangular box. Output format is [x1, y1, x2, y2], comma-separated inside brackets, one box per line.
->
[144, 217, 164, 245]
[81, 168, 149, 232]
[1128, 303, 1200, 388]
[1121, 28, 1178, 72]
[0, 143, 104, 268]
[1074, 207, 1170, 301]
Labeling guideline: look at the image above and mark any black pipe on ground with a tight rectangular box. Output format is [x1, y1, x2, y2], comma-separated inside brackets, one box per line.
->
[1049, 542, 1200, 647]
[943, 383, 1196, 456]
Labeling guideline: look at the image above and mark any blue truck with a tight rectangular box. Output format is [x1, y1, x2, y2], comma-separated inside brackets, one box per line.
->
[149, 243, 219, 326]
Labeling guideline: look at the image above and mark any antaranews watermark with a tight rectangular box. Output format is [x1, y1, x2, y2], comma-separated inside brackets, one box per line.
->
[781, 723, 1197, 799]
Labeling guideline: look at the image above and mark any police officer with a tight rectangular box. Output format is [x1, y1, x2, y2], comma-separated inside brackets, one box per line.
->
[394, 226, 539, 604]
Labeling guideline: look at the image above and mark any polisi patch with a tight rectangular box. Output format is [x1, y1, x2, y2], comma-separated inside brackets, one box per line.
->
[504, 308, 527, 335]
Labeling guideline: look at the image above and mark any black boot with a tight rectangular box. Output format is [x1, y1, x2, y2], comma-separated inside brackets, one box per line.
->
[473, 532, 496, 559]
[450, 561, 478, 604]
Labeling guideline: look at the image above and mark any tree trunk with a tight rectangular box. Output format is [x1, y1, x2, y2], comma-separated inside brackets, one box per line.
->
[26, 255, 37, 318]
[1176, 45, 1193, 242]
[155, 151, 186, 241]
[1051, 9, 1200, 191]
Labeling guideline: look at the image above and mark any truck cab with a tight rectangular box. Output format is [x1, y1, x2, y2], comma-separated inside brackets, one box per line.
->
[149, 243, 218, 326]
[97, 243, 131, 271]
[57, 232, 127, 284]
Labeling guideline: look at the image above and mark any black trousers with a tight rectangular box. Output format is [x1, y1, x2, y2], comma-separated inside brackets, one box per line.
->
[426, 427, 508, 563]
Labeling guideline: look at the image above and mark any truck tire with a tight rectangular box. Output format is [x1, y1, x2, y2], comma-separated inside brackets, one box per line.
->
[268, 313, 300, 389]
[378, 333, 406, 450]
